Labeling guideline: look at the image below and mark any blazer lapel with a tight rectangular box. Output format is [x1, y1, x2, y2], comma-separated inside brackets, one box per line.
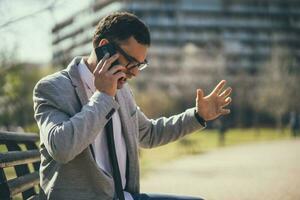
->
[65, 57, 95, 160]
[115, 90, 134, 150]
[66, 57, 89, 106]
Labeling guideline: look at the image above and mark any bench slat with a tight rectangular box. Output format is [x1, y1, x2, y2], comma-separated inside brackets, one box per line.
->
[7, 171, 39, 196]
[0, 150, 41, 168]
[0, 131, 39, 144]
[0, 167, 10, 199]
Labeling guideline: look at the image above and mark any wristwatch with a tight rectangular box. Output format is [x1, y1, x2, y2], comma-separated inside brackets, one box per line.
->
[194, 109, 206, 127]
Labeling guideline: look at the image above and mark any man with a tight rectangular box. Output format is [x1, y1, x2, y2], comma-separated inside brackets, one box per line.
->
[33, 12, 232, 200]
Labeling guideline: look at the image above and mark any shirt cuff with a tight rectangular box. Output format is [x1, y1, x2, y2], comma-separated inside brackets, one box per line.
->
[194, 109, 207, 127]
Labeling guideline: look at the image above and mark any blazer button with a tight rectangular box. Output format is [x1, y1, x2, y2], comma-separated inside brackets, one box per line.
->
[106, 108, 116, 119]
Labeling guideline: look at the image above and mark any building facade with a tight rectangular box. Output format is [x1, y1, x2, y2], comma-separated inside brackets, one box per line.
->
[52, 0, 300, 94]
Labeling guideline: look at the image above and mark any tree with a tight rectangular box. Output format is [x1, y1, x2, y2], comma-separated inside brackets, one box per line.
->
[257, 46, 298, 130]
[0, 49, 56, 131]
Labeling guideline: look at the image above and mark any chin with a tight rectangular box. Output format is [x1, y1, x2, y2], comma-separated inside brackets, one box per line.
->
[117, 84, 123, 89]
[117, 79, 127, 89]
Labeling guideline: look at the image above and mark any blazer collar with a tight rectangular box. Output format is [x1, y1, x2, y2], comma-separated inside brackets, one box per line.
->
[65, 56, 89, 106]
[66, 56, 84, 87]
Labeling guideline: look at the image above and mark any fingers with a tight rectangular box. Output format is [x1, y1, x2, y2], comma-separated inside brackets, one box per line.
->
[220, 108, 231, 115]
[220, 87, 232, 99]
[221, 97, 232, 107]
[113, 71, 126, 81]
[108, 65, 126, 75]
[94, 53, 119, 75]
[103, 53, 119, 72]
[101, 53, 119, 73]
[212, 80, 226, 95]
[219, 97, 231, 116]
[197, 89, 204, 100]
[93, 53, 109, 75]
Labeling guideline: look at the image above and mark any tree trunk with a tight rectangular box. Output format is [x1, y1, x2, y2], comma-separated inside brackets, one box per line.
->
[276, 114, 284, 134]
[253, 113, 260, 137]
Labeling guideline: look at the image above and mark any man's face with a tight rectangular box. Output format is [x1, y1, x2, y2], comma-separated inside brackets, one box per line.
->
[115, 36, 148, 89]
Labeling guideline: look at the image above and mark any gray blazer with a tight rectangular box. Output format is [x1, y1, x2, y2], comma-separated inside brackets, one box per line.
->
[33, 57, 205, 200]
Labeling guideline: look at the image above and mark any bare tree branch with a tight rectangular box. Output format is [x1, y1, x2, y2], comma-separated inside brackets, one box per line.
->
[0, 0, 62, 30]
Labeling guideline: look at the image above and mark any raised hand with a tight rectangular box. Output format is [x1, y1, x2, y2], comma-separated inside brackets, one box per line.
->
[196, 80, 232, 121]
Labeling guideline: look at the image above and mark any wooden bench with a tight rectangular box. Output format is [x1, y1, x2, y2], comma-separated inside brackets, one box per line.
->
[0, 131, 40, 200]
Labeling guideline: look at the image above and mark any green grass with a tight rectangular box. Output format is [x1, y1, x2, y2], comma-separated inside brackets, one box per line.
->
[139, 128, 292, 176]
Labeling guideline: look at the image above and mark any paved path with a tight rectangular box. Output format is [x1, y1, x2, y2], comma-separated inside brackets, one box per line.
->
[140, 139, 300, 200]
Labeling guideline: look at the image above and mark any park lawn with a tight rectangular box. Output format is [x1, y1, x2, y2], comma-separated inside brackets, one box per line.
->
[139, 128, 292, 177]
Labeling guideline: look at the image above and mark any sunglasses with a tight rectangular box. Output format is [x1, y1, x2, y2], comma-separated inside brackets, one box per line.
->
[111, 42, 148, 71]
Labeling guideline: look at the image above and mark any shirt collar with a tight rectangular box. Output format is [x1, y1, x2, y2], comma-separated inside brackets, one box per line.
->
[78, 58, 96, 93]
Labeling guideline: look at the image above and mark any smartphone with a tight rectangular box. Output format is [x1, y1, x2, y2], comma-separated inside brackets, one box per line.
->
[94, 43, 119, 69]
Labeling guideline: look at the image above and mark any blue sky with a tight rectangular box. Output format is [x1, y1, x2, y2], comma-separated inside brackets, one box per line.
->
[0, 0, 91, 64]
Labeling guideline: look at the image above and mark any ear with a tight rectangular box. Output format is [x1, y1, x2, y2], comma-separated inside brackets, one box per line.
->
[98, 39, 109, 47]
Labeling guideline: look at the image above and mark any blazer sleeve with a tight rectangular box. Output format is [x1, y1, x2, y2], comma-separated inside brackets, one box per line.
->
[33, 80, 119, 164]
[137, 106, 206, 149]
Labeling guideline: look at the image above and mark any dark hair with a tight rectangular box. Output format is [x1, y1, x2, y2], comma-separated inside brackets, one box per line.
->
[93, 12, 151, 48]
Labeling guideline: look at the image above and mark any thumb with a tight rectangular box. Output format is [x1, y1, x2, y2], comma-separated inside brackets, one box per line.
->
[197, 89, 204, 100]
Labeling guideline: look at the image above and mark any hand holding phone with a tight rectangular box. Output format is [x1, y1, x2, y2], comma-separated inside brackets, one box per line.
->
[93, 45, 126, 96]
[95, 43, 119, 69]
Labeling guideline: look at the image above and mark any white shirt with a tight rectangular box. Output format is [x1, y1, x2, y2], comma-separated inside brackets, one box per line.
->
[78, 58, 133, 200]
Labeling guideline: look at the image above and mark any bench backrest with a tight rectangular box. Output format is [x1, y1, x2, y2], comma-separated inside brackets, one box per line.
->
[0, 131, 40, 200]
